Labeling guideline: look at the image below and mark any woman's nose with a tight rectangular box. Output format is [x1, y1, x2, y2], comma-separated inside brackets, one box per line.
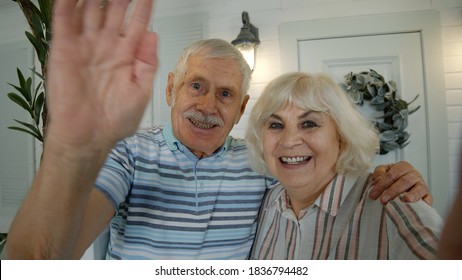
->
[279, 127, 304, 148]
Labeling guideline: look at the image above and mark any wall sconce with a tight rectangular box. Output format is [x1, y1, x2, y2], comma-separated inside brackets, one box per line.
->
[231, 11, 260, 71]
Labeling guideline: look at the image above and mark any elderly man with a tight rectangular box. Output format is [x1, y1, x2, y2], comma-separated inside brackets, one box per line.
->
[7, 0, 429, 259]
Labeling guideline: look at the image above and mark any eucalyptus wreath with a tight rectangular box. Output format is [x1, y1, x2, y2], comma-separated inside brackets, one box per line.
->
[340, 69, 420, 155]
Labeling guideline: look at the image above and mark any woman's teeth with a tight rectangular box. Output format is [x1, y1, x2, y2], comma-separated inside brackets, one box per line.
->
[280, 156, 310, 165]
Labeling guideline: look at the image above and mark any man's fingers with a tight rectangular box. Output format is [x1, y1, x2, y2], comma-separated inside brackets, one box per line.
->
[135, 32, 158, 66]
[53, 0, 80, 37]
[104, 0, 131, 34]
[370, 160, 429, 205]
[125, 0, 154, 42]
[134, 32, 158, 95]
[82, 0, 104, 33]
[369, 164, 393, 199]
[403, 185, 432, 205]
[376, 172, 427, 204]
[382, 161, 412, 181]
[422, 194, 433, 206]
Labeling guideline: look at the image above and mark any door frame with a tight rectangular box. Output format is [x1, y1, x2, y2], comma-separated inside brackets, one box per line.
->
[279, 10, 449, 216]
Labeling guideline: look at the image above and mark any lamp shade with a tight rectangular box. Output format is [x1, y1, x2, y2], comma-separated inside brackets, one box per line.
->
[231, 11, 260, 71]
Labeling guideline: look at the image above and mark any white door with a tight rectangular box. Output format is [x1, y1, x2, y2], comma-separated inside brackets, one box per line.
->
[279, 11, 449, 216]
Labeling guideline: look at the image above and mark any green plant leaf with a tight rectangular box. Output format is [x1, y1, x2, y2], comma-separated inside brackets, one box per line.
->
[408, 94, 420, 105]
[367, 84, 377, 97]
[25, 31, 47, 66]
[373, 102, 388, 112]
[380, 130, 398, 142]
[408, 105, 421, 115]
[341, 69, 420, 154]
[31, 9, 44, 40]
[376, 121, 392, 130]
[7, 82, 28, 100]
[397, 131, 410, 145]
[399, 141, 410, 149]
[12, 119, 43, 140]
[388, 80, 397, 91]
[15, 68, 32, 102]
[7, 0, 49, 144]
[38, 0, 52, 31]
[34, 92, 45, 125]
[349, 90, 363, 104]
[381, 141, 400, 151]
[31, 68, 44, 80]
[33, 81, 43, 101]
[399, 109, 409, 119]
[25, 77, 33, 101]
[371, 95, 384, 105]
[8, 126, 43, 142]
[17, 67, 26, 88]
[7, 92, 32, 113]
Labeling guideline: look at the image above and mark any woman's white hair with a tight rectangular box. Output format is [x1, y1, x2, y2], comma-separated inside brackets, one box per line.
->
[245, 72, 379, 177]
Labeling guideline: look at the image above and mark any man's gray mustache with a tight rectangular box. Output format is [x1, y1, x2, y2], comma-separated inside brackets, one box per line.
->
[183, 110, 224, 127]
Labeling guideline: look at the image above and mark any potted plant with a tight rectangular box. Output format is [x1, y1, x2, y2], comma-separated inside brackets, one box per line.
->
[0, 0, 52, 248]
[341, 69, 420, 155]
[6, 0, 52, 143]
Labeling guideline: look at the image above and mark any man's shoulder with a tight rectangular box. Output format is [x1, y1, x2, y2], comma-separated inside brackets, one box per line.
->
[114, 126, 166, 153]
[135, 125, 164, 137]
[227, 135, 248, 151]
[127, 126, 166, 144]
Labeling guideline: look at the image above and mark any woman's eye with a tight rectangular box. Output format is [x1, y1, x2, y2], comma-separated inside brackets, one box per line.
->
[268, 122, 283, 129]
[303, 120, 318, 128]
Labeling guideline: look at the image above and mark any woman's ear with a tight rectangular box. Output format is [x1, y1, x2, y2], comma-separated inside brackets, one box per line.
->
[338, 135, 346, 155]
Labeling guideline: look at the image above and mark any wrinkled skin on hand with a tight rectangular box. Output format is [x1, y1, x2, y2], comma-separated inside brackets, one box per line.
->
[46, 0, 159, 155]
[370, 161, 432, 205]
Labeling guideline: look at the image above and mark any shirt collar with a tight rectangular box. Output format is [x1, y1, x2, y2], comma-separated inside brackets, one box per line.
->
[272, 174, 357, 217]
[162, 124, 231, 158]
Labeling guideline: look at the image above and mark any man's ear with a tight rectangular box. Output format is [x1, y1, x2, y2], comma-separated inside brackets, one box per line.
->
[166, 72, 175, 106]
[234, 94, 250, 124]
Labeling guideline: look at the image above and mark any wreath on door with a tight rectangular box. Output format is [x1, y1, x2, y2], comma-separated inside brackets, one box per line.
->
[340, 69, 420, 155]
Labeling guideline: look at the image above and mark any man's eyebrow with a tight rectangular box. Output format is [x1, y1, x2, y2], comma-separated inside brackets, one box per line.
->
[185, 73, 239, 93]
[217, 80, 239, 93]
[185, 73, 206, 82]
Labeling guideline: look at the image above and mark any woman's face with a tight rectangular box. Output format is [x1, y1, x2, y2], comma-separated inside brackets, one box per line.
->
[262, 103, 341, 196]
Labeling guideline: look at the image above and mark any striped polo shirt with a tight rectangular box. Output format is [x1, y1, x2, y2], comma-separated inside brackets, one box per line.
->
[251, 174, 443, 260]
[95, 125, 269, 259]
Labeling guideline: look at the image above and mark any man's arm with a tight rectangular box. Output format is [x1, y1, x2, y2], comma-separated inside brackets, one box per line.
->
[437, 187, 462, 259]
[369, 161, 432, 205]
[7, 0, 158, 259]
[437, 162, 462, 259]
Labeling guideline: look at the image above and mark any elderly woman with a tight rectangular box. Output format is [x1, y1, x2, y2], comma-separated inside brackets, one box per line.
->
[246, 72, 443, 259]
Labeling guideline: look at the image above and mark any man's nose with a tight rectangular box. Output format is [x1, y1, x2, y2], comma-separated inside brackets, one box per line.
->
[197, 92, 218, 113]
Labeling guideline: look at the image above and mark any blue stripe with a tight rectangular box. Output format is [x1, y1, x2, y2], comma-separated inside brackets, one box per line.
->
[96, 126, 267, 259]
